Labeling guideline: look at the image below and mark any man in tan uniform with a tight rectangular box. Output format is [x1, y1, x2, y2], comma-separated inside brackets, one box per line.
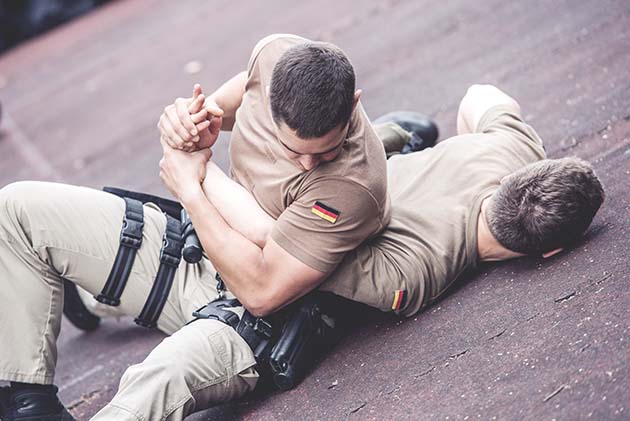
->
[156, 34, 394, 316]
[171, 83, 603, 322]
[318, 85, 604, 316]
[0, 34, 423, 420]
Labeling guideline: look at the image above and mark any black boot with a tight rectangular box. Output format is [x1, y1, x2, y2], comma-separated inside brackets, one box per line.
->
[0, 385, 11, 419]
[373, 111, 439, 154]
[5, 384, 75, 421]
[62, 279, 101, 331]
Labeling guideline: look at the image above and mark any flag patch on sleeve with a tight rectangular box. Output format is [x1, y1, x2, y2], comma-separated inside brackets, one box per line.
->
[311, 201, 340, 224]
[391, 290, 407, 311]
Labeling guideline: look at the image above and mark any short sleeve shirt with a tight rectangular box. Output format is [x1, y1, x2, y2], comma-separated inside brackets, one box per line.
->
[320, 103, 546, 316]
[229, 34, 390, 273]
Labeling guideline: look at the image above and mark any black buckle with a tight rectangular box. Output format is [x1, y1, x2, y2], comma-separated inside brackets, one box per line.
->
[159, 219, 183, 267]
[120, 217, 143, 249]
[119, 198, 144, 249]
[191, 299, 241, 329]
[252, 317, 273, 339]
[159, 239, 181, 267]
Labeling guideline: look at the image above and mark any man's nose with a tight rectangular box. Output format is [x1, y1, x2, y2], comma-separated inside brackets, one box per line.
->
[299, 155, 319, 170]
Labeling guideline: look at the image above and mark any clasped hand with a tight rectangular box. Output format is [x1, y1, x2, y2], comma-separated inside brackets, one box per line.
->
[157, 84, 222, 201]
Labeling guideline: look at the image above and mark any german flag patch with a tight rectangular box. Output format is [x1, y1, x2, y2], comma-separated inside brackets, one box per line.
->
[311, 201, 340, 224]
[391, 290, 407, 311]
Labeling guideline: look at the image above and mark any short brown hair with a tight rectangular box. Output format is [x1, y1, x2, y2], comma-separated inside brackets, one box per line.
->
[270, 42, 355, 139]
[487, 157, 604, 254]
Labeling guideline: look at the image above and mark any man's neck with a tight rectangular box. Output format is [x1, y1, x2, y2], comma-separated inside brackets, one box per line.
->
[477, 197, 524, 262]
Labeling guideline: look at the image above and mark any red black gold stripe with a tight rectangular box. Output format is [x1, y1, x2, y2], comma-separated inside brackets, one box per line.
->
[312, 201, 340, 224]
[392, 290, 407, 311]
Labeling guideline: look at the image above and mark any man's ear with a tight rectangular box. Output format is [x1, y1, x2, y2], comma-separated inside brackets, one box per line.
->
[353, 89, 362, 110]
[542, 248, 563, 259]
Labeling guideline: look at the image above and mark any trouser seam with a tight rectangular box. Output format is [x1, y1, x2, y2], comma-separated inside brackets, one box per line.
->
[162, 392, 194, 421]
[36, 271, 56, 381]
[105, 402, 146, 421]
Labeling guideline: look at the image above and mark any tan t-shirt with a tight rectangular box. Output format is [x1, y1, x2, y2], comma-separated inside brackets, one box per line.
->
[229, 34, 390, 273]
[320, 104, 546, 316]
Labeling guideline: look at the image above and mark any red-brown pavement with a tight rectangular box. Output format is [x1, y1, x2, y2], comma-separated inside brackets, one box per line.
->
[0, 0, 628, 419]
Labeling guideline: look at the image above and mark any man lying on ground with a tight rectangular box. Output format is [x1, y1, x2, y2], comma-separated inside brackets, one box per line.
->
[174, 83, 604, 320]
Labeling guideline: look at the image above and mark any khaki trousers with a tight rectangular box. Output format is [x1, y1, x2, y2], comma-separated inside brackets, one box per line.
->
[0, 123, 410, 420]
[0, 181, 257, 420]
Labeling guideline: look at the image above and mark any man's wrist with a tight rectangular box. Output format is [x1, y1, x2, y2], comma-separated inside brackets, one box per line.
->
[179, 183, 206, 209]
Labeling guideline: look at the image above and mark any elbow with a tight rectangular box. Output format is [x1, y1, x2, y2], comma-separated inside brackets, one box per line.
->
[252, 227, 273, 249]
[242, 296, 275, 318]
[247, 307, 271, 319]
[240, 286, 281, 318]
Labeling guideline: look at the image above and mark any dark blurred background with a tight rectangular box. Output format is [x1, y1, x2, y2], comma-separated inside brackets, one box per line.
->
[0, 0, 112, 53]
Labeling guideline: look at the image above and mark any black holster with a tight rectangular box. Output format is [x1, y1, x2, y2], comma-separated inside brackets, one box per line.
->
[191, 298, 279, 364]
[189, 292, 346, 391]
[269, 292, 344, 390]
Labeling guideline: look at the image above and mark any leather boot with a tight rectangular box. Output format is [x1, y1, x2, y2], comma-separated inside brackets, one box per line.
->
[4, 384, 75, 421]
[62, 279, 101, 331]
[373, 111, 439, 154]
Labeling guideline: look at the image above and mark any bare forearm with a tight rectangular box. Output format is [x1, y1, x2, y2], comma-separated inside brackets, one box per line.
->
[182, 186, 272, 311]
[208, 71, 247, 131]
[201, 161, 274, 247]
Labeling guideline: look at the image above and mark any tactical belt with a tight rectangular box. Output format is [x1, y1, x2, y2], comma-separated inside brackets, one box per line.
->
[96, 197, 144, 306]
[103, 186, 181, 219]
[135, 214, 183, 328]
[97, 188, 185, 329]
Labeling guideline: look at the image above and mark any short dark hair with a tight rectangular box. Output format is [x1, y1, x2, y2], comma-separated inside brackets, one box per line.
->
[487, 157, 605, 254]
[270, 42, 356, 139]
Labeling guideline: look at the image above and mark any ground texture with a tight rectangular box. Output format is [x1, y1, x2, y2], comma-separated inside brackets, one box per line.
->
[0, 0, 628, 419]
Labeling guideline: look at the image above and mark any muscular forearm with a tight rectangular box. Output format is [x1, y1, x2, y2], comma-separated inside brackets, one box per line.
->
[201, 161, 274, 248]
[181, 185, 274, 314]
[207, 71, 247, 131]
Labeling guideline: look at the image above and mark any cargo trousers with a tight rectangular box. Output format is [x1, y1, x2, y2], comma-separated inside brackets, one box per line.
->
[0, 123, 410, 420]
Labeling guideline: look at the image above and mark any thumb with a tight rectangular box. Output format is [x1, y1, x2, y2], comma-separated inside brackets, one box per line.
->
[209, 115, 223, 136]
[204, 99, 224, 117]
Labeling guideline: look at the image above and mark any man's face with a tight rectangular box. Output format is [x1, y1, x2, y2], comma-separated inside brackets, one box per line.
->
[276, 122, 348, 171]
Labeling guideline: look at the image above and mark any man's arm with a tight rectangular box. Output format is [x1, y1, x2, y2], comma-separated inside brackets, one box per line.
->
[456, 84, 520, 135]
[158, 140, 322, 317]
[206, 71, 247, 131]
[201, 161, 274, 248]
[181, 185, 325, 317]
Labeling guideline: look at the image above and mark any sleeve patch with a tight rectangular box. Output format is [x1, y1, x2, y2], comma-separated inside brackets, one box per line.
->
[312, 201, 340, 224]
[392, 290, 407, 311]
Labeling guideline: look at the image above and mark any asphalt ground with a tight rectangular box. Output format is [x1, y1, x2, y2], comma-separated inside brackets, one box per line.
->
[0, 0, 628, 419]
